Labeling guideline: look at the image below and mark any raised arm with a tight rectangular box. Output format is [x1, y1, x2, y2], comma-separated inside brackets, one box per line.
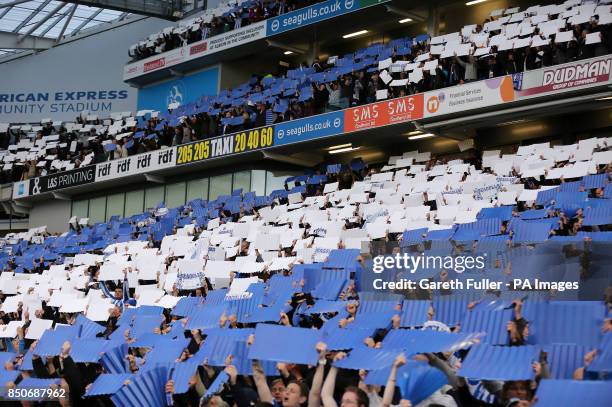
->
[322, 352, 346, 407]
[252, 359, 274, 403]
[308, 342, 328, 407]
[382, 354, 406, 407]
[99, 280, 116, 300]
[424, 353, 462, 389]
[122, 275, 130, 302]
[513, 298, 523, 321]
[247, 332, 274, 403]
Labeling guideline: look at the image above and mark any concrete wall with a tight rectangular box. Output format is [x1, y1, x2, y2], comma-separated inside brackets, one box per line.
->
[28, 199, 72, 234]
[0, 16, 169, 123]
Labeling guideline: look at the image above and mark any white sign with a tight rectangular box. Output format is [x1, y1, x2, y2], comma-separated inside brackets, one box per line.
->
[95, 147, 176, 182]
[124, 21, 267, 80]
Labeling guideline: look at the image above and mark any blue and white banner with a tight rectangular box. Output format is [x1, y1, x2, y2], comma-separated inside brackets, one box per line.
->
[136, 66, 220, 112]
[266, 0, 361, 35]
[274, 111, 344, 146]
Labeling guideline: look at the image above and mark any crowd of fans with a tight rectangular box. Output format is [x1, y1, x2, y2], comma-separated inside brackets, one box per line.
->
[129, 0, 327, 61]
[1, 1, 611, 184]
[0, 135, 610, 405]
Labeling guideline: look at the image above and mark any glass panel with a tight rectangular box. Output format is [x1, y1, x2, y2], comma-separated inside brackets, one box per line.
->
[232, 171, 251, 194]
[209, 174, 232, 200]
[124, 190, 144, 217]
[166, 182, 186, 209]
[186, 178, 209, 202]
[106, 193, 125, 220]
[251, 170, 266, 196]
[88, 197, 106, 224]
[145, 186, 165, 210]
[71, 199, 89, 218]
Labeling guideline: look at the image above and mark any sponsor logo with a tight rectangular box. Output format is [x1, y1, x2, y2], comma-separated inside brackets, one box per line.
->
[542, 58, 611, 86]
[344, 94, 424, 132]
[166, 82, 185, 107]
[426, 94, 442, 113]
[518, 57, 611, 97]
[96, 149, 176, 181]
[143, 58, 165, 72]
[270, 0, 361, 34]
[31, 166, 96, 194]
[274, 112, 344, 145]
[512, 72, 524, 90]
[190, 42, 208, 55]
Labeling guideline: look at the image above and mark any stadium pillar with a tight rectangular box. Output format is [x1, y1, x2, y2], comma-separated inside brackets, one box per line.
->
[427, 4, 439, 37]
[309, 25, 320, 64]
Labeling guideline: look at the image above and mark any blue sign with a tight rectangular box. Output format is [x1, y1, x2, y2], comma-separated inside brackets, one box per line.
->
[136, 66, 219, 112]
[512, 72, 524, 91]
[267, 0, 361, 35]
[274, 111, 344, 146]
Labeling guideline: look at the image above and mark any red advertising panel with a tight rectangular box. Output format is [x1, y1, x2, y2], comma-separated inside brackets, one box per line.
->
[190, 42, 208, 56]
[344, 94, 424, 132]
[143, 57, 165, 73]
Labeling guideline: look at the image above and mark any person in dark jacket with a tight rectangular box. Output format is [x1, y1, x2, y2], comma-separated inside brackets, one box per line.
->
[313, 83, 329, 114]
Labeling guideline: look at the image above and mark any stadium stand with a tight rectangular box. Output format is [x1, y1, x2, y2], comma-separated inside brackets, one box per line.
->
[0, 0, 611, 405]
[2, 0, 612, 184]
[129, 0, 328, 61]
[0, 134, 610, 405]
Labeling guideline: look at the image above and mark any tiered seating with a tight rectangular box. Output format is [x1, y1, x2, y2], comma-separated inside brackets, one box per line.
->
[129, 0, 326, 61]
[0, 136, 610, 404]
[1, 0, 611, 184]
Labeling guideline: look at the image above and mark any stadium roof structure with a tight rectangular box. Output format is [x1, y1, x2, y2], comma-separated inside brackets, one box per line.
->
[0, 0, 131, 57]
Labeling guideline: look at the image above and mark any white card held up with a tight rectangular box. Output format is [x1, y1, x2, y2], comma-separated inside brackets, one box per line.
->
[137, 289, 165, 306]
[0, 321, 25, 338]
[239, 261, 267, 274]
[424, 59, 439, 70]
[585, 32, 602, 45]
[25, 318, 54, 340]
[409, 68, 423, 84]
[156, 295, 183, 309]
[204, 261, 236, 280]
[497, 191, 518, 205]
[288, 192, 303, 204]
[390, 79, 409, 87]
[226, 277, 258, 299]
[378, 58, 392, 70]
[323, 182, 339, 193]
[517, 189, 540, 202]
[474, 47, 491, 57]
[376, 89, 388, 100]
[0, 279, 19, 295]
[86, 301, 114, 322]
[531, 36, 550, 47]
[1, 294, 23, 313]
[592, 151, 612, 165]
[60, 298, 89, 313]
[366, 223, 388, 240]
[98, 262, 125, 281]
[380, 70, 393, 85]
[255, 233, 280, 251]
